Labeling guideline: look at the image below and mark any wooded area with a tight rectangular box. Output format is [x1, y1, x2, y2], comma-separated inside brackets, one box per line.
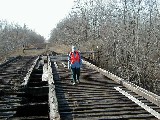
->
[49, 0, 160, 95]
[0, 20, 45, 59]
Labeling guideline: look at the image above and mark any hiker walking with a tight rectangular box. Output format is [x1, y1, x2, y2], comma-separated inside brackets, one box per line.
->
[68, 46, 82, 85]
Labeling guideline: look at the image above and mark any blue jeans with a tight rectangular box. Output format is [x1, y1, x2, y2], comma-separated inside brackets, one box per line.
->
[71, 67, 80, 82]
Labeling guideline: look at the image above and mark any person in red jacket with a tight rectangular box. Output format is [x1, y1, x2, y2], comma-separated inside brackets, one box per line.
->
[68, 46, 82, 85]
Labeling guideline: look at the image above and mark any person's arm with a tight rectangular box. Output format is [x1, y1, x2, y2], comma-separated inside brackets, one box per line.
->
[68, 53, 71, 69]
[79, 52, 82, 66]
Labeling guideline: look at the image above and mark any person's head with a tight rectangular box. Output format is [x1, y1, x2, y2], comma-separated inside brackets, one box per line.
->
[72, 46, 76, 52]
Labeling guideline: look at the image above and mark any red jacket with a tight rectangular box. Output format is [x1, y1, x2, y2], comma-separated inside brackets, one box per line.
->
[70, 51, 80, 64]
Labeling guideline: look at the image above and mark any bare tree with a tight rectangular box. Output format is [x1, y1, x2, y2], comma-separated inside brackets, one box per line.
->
[49, 0, 160, 94]
[0, 20, 45, 58]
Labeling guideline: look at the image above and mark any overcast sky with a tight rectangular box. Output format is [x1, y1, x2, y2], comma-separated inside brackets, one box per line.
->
[0, 0, 75, 39]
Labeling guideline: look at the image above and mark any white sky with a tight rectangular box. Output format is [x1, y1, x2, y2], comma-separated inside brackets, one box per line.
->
[0, 0, 75, 39]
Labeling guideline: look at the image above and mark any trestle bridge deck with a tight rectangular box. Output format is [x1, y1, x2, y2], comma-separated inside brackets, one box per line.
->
[0, 55, 160, 120]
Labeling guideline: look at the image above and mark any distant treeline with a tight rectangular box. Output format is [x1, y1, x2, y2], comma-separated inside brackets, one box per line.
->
[0, 20, 45, 58]
[49, 0, 160, 95]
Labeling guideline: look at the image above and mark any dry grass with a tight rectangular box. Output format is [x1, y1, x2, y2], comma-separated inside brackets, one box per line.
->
[48, 43, 89, 54]
[0, 43, 85, 63]
[0, 44, 70, 63]
[48, 43, 71, 54]
[0, 48, 46, 63]
[11, 48, 46, 57]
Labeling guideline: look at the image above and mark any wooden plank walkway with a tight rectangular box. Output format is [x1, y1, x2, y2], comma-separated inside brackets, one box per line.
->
[51, 56, 160, 120]
[0, 54, 160, 120]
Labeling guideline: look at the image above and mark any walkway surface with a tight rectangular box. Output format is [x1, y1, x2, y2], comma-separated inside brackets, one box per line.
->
[51, 55, 160, 120]
[0, 55, 160, 120]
